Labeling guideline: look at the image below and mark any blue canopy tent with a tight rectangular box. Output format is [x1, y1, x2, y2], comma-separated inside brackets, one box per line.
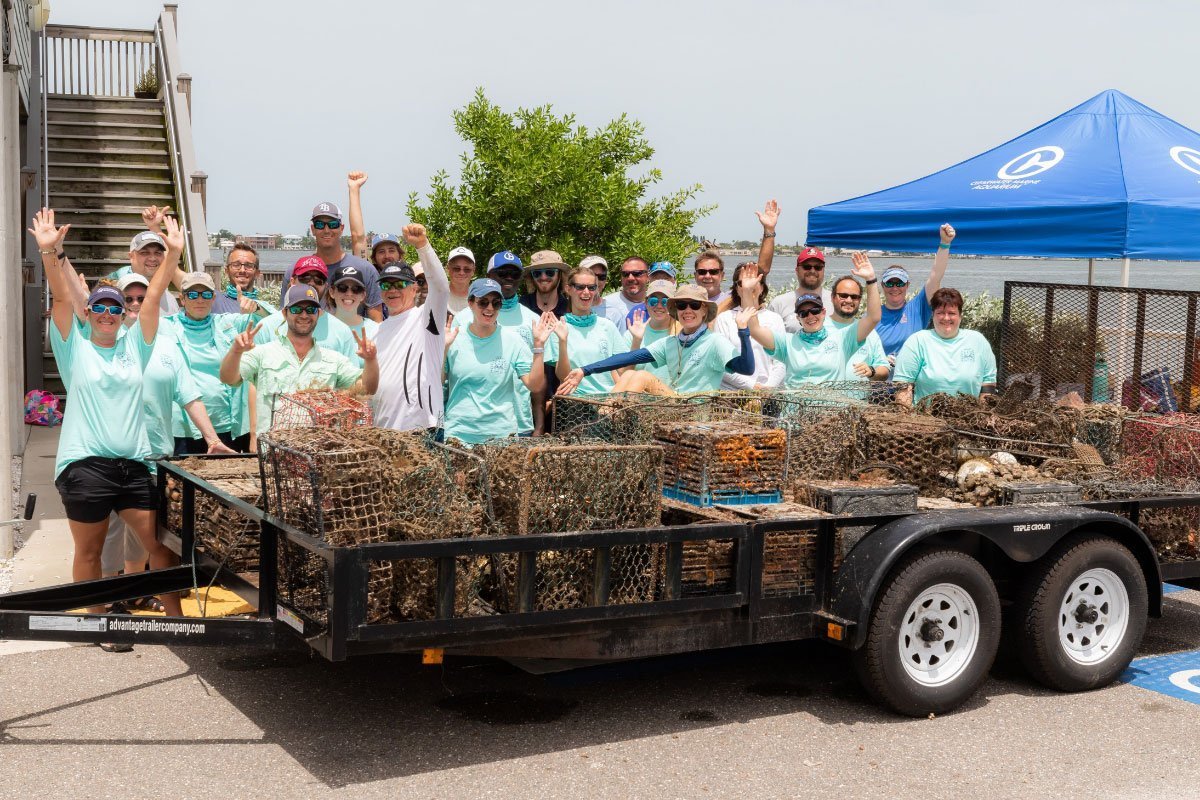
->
[807, 89, 1200, 284]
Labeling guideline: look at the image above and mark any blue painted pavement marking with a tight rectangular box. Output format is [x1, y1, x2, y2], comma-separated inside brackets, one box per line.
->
[1122, 649, 1200, 705]
[1163, 582, 1187, 595]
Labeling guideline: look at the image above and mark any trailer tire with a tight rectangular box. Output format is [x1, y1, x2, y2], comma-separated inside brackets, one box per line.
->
[853, 548, 1000, 717]
[1015, 536, 1147, 692]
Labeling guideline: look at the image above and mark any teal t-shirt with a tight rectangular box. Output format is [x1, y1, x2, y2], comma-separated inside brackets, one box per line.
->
[766, 322, 862, 387]
[829, 318, 888, 381]
[49, 318, 156, 479]
[444, 326, 534, 445]
[893, 328, 998, 403]
[644, 329, 735, 394]
[625, 324, 674, 383]
[254, 309, 359, 360]
[163, 312, 252, 438]
[453, 300, 538, 433]
[142, 337, 202, 458]
[546, 315, 627, 396]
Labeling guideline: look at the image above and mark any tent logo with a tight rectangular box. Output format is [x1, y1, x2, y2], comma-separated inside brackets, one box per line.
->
[997, 147, 1065, 180]
[1170, 146, 1200, 177]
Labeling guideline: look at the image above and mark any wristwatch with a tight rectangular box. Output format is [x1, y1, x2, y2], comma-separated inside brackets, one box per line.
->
[865, 278, 878, 285]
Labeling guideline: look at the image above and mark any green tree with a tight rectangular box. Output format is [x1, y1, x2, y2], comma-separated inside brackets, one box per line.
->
[407, 89, 712, 287]
[216, 228, 235, 241]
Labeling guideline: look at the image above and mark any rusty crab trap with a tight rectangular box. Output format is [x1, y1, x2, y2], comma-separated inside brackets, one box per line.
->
[165, 456, 264, 572]
[270, 388, 373, 430]
[858, 408, 957, 495]
[475, 438, 665, 612]
[655, 417, 788, 506]
[1117, 413, 1200, 488]
[917, 392, 1081, 463]
[551, 392, 715, 444]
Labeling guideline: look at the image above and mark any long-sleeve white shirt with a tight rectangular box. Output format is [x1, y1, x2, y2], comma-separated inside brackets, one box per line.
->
[714, 307, 786, 390]
[371, 244, 448, 430]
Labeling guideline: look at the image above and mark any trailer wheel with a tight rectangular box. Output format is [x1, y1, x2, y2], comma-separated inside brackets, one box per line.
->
[853, 549, 1000, 717]
[1015, 536, 1147, 692]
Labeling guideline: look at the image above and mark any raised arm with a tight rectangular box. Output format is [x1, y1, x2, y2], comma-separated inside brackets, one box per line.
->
[220, 322, 262, 386]
[552, 314, 572, 380]
[404, 223, 447, 299]
[347, 171, 369, 259]
[141, 216, 184, 345]
[924, 223, 956, 299]
[724, 305, 758, 376]
[142, 204, 185, 290]
[738, 266, 776, 351]
[29, 208, 75, 339]
[519, 315, 553, 394]
[850, 252, 881, 345]
[352, 328, 379, 394]
[754, 199, 780, 276]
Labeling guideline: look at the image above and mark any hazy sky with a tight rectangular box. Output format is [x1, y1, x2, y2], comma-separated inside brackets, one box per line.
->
[48, 0, 1200, 241]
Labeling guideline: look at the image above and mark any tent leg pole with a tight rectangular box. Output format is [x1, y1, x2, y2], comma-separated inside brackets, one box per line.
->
[1121, 258, 1130, 287]
[1087, 258, 1094, 285]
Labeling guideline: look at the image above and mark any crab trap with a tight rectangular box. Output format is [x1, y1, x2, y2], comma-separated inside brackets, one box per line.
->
[654, 419, 788, 506]
[271, 388, 373, 430]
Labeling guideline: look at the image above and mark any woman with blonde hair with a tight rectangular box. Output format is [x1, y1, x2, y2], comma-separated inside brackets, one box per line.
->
[544, 264, 625, 395]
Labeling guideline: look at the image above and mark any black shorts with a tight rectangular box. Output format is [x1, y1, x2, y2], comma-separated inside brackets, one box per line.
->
[54, 457, 156, 524]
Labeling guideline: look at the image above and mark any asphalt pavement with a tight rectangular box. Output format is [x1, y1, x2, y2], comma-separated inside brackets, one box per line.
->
[4, 587, 1200, 799]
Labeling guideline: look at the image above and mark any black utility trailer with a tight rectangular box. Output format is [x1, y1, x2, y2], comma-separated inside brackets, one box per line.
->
[2, 454, 1196, 717]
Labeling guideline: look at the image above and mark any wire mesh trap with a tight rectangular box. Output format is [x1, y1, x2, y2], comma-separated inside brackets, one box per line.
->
[271, 388, 373, 430]
[655, 418, 788, 506]
[858, 410, 956, 495]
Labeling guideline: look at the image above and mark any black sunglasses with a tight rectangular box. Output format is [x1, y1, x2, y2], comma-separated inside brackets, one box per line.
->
[531, 268, 558, 279]
[312, 219, 342, 230]
[297, 273, 327, 285]
[797, 306, 824, 319]
[695, 268, 721, 276]
[834, 292, 861, 301]
[621, 269, 648, 278]
[569, 282, 597, 292]
[473, 296, 503, 309]
[799, 264, 824, 272]
[674, 300, 705, 311]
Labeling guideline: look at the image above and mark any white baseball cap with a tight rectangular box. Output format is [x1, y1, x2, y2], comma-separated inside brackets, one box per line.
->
[116, 273, 149, 292]
[447, 246, 475, 264]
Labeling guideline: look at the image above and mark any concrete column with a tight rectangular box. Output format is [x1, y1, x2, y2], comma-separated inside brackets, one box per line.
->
[0, 65, 22, 554]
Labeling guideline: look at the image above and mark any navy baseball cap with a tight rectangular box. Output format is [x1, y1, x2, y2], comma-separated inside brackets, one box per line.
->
[795, 292, 824, 309]
[487, 251, 523, 272]
[87, 286, 125, 308]
[468, 277, 504, 298]
[330, 263, 366, 288]
[283, 284, 322, 308]
[378, 261, 416, 283]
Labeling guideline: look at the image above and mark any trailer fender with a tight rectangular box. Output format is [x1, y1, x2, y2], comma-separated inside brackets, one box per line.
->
[831, 506, 1162, 650]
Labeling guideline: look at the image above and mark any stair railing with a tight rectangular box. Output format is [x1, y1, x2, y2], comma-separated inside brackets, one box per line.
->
[42, 23, 157, 96]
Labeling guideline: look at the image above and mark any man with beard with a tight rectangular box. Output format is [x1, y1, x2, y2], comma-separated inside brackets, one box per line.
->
[601, 256, 650, 332]
[211, 242, 272, 318]
[827, 275, 890, 382]
[281, 202, 384, 322]
[253, 255, 359, 358]
[767, 246, 834, 332]
[372, 224, 451, 431]
[220, 284, 378, 430]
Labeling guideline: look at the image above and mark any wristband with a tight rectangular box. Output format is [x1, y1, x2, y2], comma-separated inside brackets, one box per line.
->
[865, 278, 878, 285]
[762, 232, 776, 239]
[938, 242, 951, 250]
[532, 347, 545, 355]
[868, 365, 877, 379]
[39, 248, 57, 255]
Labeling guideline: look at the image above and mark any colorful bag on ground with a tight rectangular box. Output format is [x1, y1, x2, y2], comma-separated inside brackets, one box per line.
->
[24, 390, 62, 427]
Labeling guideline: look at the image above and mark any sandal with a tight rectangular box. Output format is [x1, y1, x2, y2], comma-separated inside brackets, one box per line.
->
[99, 642, 133, 653]
[128, 596, 166, 613]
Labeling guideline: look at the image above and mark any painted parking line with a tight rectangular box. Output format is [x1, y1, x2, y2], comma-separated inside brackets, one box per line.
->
[1163, 582, 1187, 595]
[1122, 649, 1200, 705]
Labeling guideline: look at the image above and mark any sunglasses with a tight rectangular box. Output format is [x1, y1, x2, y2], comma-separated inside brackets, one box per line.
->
[799, 264, 824, 272]
[297, 273, 327, 285]
[530, 268, 559, 279]
[647, 296, 668, 307]
[123, 293, 146, 304]
[90, 303, 124, 316]
[674, 300, 705, 311]
[379, 279, 413, 291]
[883, 280, 908, 288]
[796, 306, 824, 319]
[286, 304, 320, 315]
[569, 282, 597, 292]
[473, 296, 503, 309]
[695, 268, 721, 276]
[621, 270, 647, 279]
[834, 292, 861, 301]
[334, 283, 365, 294]
[492, 270, 522, 281]
[312, 219, 342, 230]
[184, 290, 215, 300]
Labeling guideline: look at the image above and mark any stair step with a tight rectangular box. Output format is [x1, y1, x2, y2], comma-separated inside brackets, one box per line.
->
[49, 146, 167, 157]
[49, 191, 175, 200]
[48, 133, 167, 143]
[61, 222, 154, 231]
[47, 119, 164, 130]
[46, 120, 166, 138]
[49, 161, 170, 171]
[47, 93, 161, 103]
[50, 175, 174, 185]
[47, 104, 162, 116]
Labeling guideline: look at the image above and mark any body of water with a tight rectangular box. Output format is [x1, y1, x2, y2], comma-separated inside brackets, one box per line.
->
[213, 248, 1200, 298]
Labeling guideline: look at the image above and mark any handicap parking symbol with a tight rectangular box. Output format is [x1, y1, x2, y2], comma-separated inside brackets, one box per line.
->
[1122, 651, 1200, 706]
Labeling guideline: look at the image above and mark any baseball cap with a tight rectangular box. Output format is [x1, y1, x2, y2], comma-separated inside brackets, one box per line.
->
[378, 261, 417, 283]
[116, 273, 149, 293]
[487, 251, 523, 272]
[796, 247, 826, 266]
[370, 233, 400, 253]
[881, 266, 911, 284]
[283, 285, 322, 308]
[87, 286, 125, 308]
[646, 279, 676, 298]
[179, 272, 216, 292]
[527, 250, 568, 271]
[447, 246, 475, 264]
[579, 255, 608, 271]
[130, 231, 166, 252]
[330, 263, 366, 287]
[795, 292, 824, 309]
[649, 261, 676, 280]
[310, 201, 342, 221]
[292, 255, 328, 277]
[468, 277, 503, 298]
